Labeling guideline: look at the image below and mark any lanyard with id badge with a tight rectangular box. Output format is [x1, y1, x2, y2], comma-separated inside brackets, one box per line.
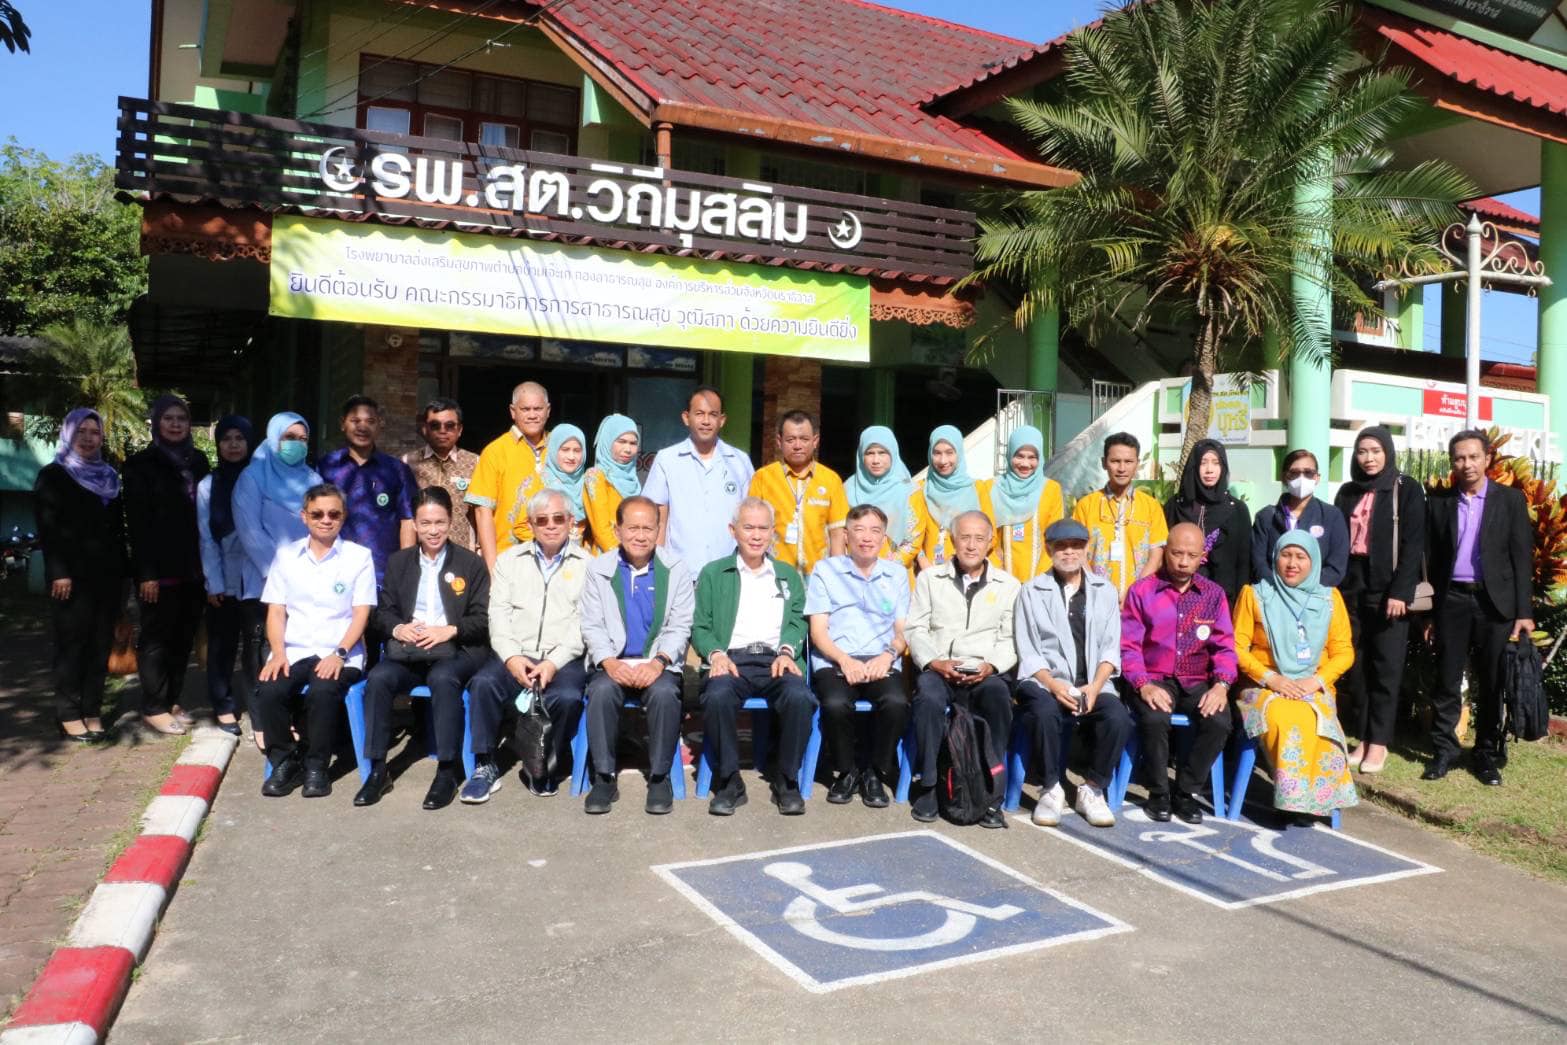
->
[784, 473, 808, 549]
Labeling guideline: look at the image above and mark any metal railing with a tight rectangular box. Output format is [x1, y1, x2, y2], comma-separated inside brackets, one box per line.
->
[1091, 379, 1133, 420]
[994, 389, 1056, 474]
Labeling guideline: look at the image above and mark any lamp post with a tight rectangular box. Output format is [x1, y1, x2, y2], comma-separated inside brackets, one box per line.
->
[1376, 214, 1551, 430]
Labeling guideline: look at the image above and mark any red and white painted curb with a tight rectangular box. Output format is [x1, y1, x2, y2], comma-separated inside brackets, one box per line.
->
[1, 728, 238, 1045]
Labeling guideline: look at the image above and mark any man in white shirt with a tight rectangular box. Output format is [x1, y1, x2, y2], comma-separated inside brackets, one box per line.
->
[643, 385, 754, 569]
[254, 483, 377, 799]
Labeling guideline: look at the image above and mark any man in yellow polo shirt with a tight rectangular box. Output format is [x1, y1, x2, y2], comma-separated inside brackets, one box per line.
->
[1071, 431, 1167, 601]
[464, 381, 550, 569]
[749, 410, 847, 575]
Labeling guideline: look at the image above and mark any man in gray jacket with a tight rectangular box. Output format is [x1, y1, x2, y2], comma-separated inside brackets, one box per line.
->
[579, 495, 695, 815]
[905, 510, 1019, 827]
[463, 489, 593, 803]
[1014, 519, 1133, 828]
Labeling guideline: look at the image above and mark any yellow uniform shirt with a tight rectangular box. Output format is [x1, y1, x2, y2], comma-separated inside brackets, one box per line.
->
[981, 478, 1066, 582]
[464, 427, 546, 552]
[910, 479, 998, 569]
[582, 468, 624, 554]
[749, 461, 848, 575]
[1072, 487, 1169, 598]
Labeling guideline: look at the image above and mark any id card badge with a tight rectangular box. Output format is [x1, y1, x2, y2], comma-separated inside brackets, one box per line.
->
[1107, 529, 1127, 563]
[1295, 625, 1311, 662]
[784, 521, 800, 546]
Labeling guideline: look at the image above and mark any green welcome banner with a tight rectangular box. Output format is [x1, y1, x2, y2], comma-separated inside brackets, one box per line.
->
[269, 216, 870, 362]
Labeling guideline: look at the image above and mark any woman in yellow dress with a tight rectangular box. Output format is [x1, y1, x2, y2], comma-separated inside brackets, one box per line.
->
[980, 424, 1065, 581]
[844, 425, 922, 573]
[1232, 530, 1359, 822]
[539, 423, 589, 547]
[911, 424, 985, 571]
[582, 414, 640, 553]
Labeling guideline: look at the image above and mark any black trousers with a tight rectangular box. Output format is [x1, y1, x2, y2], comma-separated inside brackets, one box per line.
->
[1017, 678, 1134, 791]
[467, 658, 588, 771]
[584, 668, 682, 778]
[253, 657, 363, 772]
[911, 670, 1013, 784]
[1126, 677, 1232, 798]
[361, 647, 491, 762]
[50, 576, 121, 721]
[136, 581, 205, 716]
[699, 653, 818, 784]
[1432, 587, 1511, 760]
[205, 596, 261, 717]
[812, 668, 908, 779]
[1342, 591, 1410, 748]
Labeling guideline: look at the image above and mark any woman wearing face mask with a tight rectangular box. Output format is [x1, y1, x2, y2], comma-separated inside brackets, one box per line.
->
[1164, 439, 1252, 605]
[34, 408, 127, 741]
[911, 425, 985, 571]
[979, 425, 1064, 581]
[582, 415, 640, 553]
[1251, 449, 1348, 588]
[122, 395, 212, 736]
[844, 426, 921, 573]
[196, 416, 260, 736]
[540, 424, 589, 546]
[1332, 426, 1425, 774]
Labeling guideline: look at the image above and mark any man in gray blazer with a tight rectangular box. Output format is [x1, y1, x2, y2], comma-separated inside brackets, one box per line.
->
[1014, 519, 1133, 828]
[579, 495, 695, 815]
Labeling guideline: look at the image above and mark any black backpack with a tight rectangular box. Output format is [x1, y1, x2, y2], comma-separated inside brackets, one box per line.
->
[936, 703, 1004, 826]
[1504, 638, 1549, 744]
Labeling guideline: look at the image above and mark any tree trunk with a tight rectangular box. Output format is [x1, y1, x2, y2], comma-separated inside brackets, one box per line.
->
[1177, 312, 1223, 475]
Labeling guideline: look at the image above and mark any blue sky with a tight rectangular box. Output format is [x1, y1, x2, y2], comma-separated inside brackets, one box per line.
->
[0, 0, 1541, 362]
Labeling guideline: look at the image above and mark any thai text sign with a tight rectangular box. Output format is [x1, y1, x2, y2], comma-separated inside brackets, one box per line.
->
[268, 216, 870, 362]
[1422, 388, 1493, 421]
[1205, 374, 1253, 445]
[1399, 0, 1554, 39]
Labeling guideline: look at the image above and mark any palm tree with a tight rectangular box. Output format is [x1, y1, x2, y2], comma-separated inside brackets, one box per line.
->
[26, 319, 147, 459]
[966, 0, 1474, 468]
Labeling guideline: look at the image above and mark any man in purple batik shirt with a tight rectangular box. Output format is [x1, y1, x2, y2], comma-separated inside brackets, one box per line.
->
[1120, 521, 1237, 825]
[318, 394, 416, 587]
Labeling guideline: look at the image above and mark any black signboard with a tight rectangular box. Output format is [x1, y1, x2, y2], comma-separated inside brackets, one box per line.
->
[1398, 0, 1555, 39]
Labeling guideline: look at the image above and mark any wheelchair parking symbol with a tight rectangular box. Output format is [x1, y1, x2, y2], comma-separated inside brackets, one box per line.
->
[654, 831, 1130, 993]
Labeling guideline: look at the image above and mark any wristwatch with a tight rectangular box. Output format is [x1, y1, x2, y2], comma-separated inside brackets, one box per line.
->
[778, 644, 796, 660]
[332, 647, 349, 660]
[653, 652, 673, 667]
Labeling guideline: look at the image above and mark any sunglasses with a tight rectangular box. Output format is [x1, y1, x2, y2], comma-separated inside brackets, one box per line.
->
[1285, 469, 1318, 480]
[531, 512, 571, 527]
[426, 420, 460, 432]
[308, 509, 344, 521]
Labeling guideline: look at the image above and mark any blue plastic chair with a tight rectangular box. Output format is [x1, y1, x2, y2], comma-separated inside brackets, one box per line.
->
[693, 696, 803, 798]
[797, 701, 909, 801]
[1109, 712, 1227, 816]
[568, 699, 688, 799]
[999, 716, 1134, 813]
[1228, 732, 1343, 830]
[262, 678, 368, 782]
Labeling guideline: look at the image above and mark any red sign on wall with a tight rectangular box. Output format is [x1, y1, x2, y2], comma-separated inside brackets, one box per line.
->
[1423, 388, 1492, 421]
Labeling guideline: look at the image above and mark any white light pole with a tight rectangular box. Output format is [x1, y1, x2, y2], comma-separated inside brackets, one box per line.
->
[1376, 214, 1550, 430]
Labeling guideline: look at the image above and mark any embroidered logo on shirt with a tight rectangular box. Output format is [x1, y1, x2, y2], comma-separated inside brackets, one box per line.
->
[454, 476, 469, 491]
[332, 581, 346, 594]
[724, 480, 738, 494]
[376, 492, 390, 507]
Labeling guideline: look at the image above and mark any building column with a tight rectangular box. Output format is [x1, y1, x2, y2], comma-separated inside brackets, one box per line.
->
[362, 325, 420, 456]
[1026, 306, 1060, 446]
[716, 354, 754, 455]
[760, 357, 822, 464]
[1440, 287, 1467, 358]
[1539, 140, 1567, 441]
[867, 367, 895, 426]
[1395, 290, 1424, 351]
[1288, 163, 1332, 464]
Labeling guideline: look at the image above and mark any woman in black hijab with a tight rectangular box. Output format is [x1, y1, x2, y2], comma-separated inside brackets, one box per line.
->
[1333, 425, 1425, 774]
[1164, 438, 1252, 605]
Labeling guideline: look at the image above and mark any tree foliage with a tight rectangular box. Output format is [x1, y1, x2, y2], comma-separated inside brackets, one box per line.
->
[23, 319, 148, 460]
[966, 0, 1474, 468]
[0, 2, 29, 54]
[0, 141, 146, 335]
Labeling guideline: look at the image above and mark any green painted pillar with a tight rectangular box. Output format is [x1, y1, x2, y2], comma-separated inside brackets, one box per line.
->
[868, 367, 896, 426]
[1288, 163, 1332, 465]
[1440, 286, 1467, 358]
[1395, 290, 1424, 351]
[1539, 140, 1567, 441]
[716, 354, 754, 454]
[1027, 305, 1060, 447]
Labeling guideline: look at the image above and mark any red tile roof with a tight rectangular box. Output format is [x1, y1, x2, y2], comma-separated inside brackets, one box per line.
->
[1362, 8, 1567, 118]
[1461, 195, 1540, 236]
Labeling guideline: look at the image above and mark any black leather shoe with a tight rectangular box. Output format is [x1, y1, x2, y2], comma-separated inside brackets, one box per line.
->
[1145, 792, 1172, 822]
[708, 775, 747, 816]
[422, 771, 458, 810]
[1471, 759, 1503, 787]
[262, 756, 303, 797]
[353, 767, 391, 807]
[826, 771, 859, 805]
[301, 767, 332, 799]
[646, 775, 675, 815]
[910, 785, 938, 823]
[860, 768, 889, 809]
[585, 776, 618, 814]
[773, 779, 805, 816]
[1421, 756, 1453, 781]
[979, 805, 1007, 830]
[1174, 792, 1203, 824]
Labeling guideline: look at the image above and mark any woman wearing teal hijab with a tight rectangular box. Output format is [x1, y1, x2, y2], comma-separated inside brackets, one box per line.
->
[913, 425, 983, 570]
[541, 423, 589, 545]
[1232, 530, 1359, 821]
[981, 424, 1065, 581]
[583, 415, 640, 552]
[844, 426, 917, 564]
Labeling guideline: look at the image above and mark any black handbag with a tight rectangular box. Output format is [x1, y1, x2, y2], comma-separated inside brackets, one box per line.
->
[515, 685, 555, 781]
[384, 637, 457, 663]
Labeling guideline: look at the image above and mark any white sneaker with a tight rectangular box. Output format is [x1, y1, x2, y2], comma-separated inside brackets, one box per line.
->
[1075, 783, 1115, 828]
[1032, 783, 1065, 826]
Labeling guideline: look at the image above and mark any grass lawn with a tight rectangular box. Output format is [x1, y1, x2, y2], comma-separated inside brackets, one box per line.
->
[1356, 732, 1567, 884]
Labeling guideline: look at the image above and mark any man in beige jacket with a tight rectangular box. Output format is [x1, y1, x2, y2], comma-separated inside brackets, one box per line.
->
[463, 489, 593, 802]
[905, 510, 1021, 827]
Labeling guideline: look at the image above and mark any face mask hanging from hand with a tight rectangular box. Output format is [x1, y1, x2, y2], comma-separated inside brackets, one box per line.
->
[277, 441, 308, 467]
[1286, 475, 1316, 499]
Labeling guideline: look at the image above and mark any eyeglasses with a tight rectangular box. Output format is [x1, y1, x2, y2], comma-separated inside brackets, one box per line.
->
[1285, 469, 1318, 480]
[308, 510, 344, 521]
[531, 512, 571, 527]
[426, 420, 460, 432]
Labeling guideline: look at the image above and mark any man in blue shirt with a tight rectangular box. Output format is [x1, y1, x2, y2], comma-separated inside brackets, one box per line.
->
[805, 504, 911, 808]
[318, 394, 416, 587]
[578, 496, 695, 816]
[644, 385, 754, 570]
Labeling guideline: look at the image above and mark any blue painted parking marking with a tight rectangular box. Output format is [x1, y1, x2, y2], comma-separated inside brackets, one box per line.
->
[1036, 807, 1440, 909]
[653, 830, 1131, 993]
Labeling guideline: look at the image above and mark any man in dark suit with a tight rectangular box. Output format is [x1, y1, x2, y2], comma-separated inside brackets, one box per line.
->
[357, 487, 492, 809]
[1424, 429, 1534, 785]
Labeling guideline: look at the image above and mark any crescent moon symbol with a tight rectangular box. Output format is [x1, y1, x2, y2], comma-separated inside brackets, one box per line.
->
[318, 146, 363, 193]
[829, 210, 864, 250]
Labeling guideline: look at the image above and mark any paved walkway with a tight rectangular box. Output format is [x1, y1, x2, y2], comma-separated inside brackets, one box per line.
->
[115, 737, 1567, 1042]
[0, 588, 203, 1019]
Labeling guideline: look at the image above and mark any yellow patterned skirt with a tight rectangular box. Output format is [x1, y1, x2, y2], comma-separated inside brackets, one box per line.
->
[1237, 688, 1359, 816]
